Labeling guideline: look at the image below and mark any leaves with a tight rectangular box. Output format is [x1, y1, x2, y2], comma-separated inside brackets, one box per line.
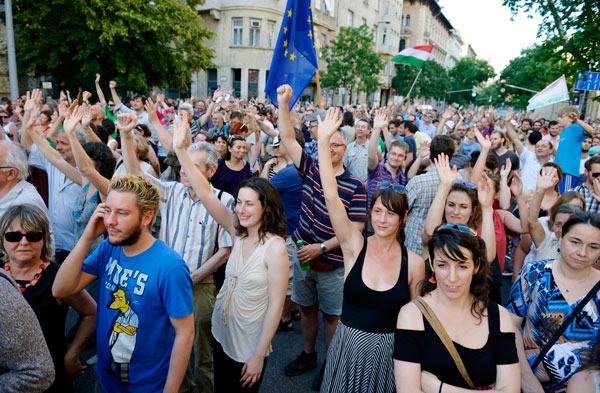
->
[14, 0, 215, 94]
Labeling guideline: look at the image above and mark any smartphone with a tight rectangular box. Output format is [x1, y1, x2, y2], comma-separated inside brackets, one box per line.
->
[217, 85, 221, 90]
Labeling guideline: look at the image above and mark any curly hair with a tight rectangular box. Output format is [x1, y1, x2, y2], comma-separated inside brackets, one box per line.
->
[234, 177, 287, 241]
[108, 175, 161, 226]
[369, 186, 408, 244]
[423, 225, 490, 322]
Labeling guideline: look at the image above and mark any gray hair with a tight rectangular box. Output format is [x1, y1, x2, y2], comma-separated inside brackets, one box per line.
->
[0, 141, 29, 181]
[187, 141, 219, 170]
[179, 103, 194, 118]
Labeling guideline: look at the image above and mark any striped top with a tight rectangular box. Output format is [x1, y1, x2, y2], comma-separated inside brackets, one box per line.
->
[292, 151, 367, 268]
[147, 176, 234, 271]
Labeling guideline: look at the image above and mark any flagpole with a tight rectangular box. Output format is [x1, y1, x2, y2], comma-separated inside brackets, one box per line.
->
[315, 67, 323, 108]
[406, 68, 422, 98]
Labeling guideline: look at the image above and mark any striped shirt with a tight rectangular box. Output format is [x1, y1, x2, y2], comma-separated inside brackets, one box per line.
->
[147, 176, 234, 271]
[292, 151, 367, 268]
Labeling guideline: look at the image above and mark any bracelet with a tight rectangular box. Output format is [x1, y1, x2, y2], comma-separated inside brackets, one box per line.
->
[438, 381, 443, 393]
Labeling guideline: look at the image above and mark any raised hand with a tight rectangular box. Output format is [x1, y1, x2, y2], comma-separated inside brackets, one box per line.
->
[277, 84, 293, 108]
[419, 140, 431, 159]
[63, 106, 85, 134]
[95, 73, 101, 84]
[509, 171, 523, 198]
[441, 106, 455, 120]
[478, 172, 495, 208]
[172, 111, 189, 151]
[475, 129, 491, 150]
[505, 107, 514, 122]
[24, 89, 42, 112]
[317, 108, 342, 142]
[116, 113, 137, 134]
[109, 80, 117, 89]
[144, 98, 159, 123]
[535, 166, 558, 192]
[433, 153, 458, 186]
[500, 157, 512, 178]
[81, 106, 93, 128]
[372, 108, 388, 130]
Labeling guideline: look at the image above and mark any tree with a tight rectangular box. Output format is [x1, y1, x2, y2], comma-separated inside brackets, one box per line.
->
[503, 0, 599, 76]
[448, 58, 496, 105]
[391, 60, 450, 101]
[14, 0, 215, 94]
[320, 25, 384, 102]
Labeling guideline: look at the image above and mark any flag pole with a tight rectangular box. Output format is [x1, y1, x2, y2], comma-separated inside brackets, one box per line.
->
[406, 68, 422, 98]
[315, 67, 323, 108]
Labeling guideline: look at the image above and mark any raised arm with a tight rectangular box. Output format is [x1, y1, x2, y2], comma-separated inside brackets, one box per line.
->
[497, 171, 529, 234]
[422, 153, 458, 245]
[369, 110, 387, 172]
[64, 107, 110, 198]
[199, 89, 223, 127]
[109, 80, 122, 107]
[528, 167, 557, 247]
[276, 85, 303, 167]
[478, 172, 497, 263]
[19, 89, 43, 152]
[469, 129, 491, 185]
[436, 106, 454, 136]
[79, 106, 103, 144]
[117, 114, 144, 177]
[498, 158, 513, 210]
[406, 141, 429, 181]
[172, 111, 236, 236]
[94, 74, 107, 107]
[505, 108, 524, 155]
[317, 108, 362, 263]
[144, 98, 172, 151]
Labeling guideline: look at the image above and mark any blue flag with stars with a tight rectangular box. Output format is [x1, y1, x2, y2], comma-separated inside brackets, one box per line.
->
[265, 0, 318, 109]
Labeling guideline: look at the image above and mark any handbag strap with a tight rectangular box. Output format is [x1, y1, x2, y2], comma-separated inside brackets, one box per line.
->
[531, 279, 600, 371]
[413, 297, 476, 389]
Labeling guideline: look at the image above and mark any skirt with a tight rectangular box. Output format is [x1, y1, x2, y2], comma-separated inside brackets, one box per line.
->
[320, 321, 396, 393]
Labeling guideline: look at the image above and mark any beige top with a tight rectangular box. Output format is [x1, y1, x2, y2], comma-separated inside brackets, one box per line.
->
[212, 235, 280, 362]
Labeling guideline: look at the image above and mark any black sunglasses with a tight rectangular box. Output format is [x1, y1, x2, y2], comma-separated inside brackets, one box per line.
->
[4, 231, 44, 242]
[592, 172, 600, 178]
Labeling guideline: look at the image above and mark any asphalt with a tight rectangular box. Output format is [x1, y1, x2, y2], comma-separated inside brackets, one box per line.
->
[72, 276, 513, 392]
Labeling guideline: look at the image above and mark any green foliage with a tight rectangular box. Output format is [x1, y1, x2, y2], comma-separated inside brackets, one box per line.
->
[448, 58, 496, 105]
[391, 60, 450, 100]
[321, 25, 385, 98]
[502, 0, 599, 76]
[14, 0, 215, 94]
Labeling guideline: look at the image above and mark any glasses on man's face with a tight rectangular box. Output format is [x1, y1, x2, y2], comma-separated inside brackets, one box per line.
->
[592, 172, 600, 178]
[377, 181, 406, 193]
[4, 231, 44, 243]
[437, 223, 476, 235]
[329, 143, 345, 149]
[0, 116, 8, 119]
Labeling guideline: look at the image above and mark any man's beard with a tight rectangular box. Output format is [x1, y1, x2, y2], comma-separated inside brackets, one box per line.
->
[108, 226, 143, 247]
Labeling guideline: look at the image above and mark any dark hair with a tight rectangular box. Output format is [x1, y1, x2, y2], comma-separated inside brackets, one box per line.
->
[223, 135, 245, 161]
[133, 94, 148, 105]
[442, 183, 482, 229]
[389, 119, 402, 127]
[585, 155, 600, 171]
[0, 204, 53, 262]
[83, 142, 116, 180]
[403, 120, 418, 134]
[342, 111, 355, 127]
[235, 177, 287, 241]
[552, 190, 586, 212]
[230, 111, 244, 122]
[134, 124, 151, 138]
[548, 120, 558, 127]
[561, 211, 600, 238]
[40, 109, 54, 121]
[102, 118, 116, 135]
[369, 186, 408, 243]
[213, 134, 228, 144]
[430, 135, 455, 162]
[424, 226, 489, 321]
[548, 204, 583, 231]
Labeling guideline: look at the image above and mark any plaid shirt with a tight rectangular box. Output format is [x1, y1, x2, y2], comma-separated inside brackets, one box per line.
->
[405, 168, 440, 256]
[572, 183, 600, 214]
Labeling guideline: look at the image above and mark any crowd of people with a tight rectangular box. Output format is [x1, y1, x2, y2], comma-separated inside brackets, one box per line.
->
[0, 77, 600, 393]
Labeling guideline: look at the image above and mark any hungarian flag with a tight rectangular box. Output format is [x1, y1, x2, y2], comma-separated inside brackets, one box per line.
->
[391, 45, 434, 67]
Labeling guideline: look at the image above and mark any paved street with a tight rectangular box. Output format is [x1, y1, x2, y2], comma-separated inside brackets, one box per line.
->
[73, 276, 513, 392]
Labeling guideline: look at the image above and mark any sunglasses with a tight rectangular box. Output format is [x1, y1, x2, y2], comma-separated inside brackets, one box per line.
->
[377, 181, 406, 193]
[454, 180, 477, 190]
[4, 231, 44, 243]
[0, 116, 8, 119]
[592, 172, 600, 178]
[437, 223, 476, 235]
[227, 135, 245, 144]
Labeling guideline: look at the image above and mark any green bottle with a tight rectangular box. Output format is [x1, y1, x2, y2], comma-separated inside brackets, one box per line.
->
[296, 240, 310, 271]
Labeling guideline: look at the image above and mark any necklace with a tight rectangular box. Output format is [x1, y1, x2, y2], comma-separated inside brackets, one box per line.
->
[4, 261, 48, 293]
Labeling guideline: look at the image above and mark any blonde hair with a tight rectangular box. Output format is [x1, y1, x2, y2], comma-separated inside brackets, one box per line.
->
[557, 105, 580, 120]
[133, 134, 149, 161]
[108, 175, 161, 226]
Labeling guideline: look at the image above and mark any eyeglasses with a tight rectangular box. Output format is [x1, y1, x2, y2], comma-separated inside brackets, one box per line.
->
[108, 104, 115, 107]
[454, 180, 477, 190]
[437, 223, 476, 235]
[4, 231, 44, 243]
[592, 172, 600, 178]
[228, 135, 245, 144]
[377, 182, 406, 193]
[0, 116, 8, 119]
[329, 143, 345, 149]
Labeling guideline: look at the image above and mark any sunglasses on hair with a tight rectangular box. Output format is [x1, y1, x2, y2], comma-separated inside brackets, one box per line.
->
[4, 231, 44, 243]
[437, 223, 476, 235]
[454, 180, 477, 190]
[227, 135, 245, 144]
[377, 181, 406, 193]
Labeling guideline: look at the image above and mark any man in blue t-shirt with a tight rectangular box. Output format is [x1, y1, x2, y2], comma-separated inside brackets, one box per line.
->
[52, 173, 194, 393]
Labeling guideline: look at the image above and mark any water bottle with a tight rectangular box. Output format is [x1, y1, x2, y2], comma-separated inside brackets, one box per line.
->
[296, 240, 310, 271]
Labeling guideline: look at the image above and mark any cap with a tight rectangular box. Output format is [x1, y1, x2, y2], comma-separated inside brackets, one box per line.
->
[271, 135, 281, 147]
[304, 109, 327, 123]
[590, 146, 600, 156]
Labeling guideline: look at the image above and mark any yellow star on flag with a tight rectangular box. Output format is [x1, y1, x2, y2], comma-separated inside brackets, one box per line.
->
[283, 26, 288, 34]
[283, 39, 288, 47]
[290, 53, 296, 61]
[287, 9, 292, 17]
[308, 31, 312, 38]
[284, 49, 288, 57]
[307, 16, 311, 23]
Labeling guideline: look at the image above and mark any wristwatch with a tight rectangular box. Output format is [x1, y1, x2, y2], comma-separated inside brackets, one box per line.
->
[320, 243, 328, 254]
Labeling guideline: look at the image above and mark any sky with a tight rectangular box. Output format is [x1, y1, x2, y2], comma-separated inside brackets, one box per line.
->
[438, 0, 543, 73]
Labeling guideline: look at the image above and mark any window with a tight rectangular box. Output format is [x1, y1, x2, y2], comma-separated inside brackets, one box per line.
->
[362, 17, 367, 26]
[232, 69, 242, 94]
[248, 70, 259, 99]
[249, 19, 261, 47]
[207, 68, 218, 96]
[347, 11, 354, 27]
[320, 33, 327, 58]
[267, 21, 276, 48]
[382, 28, 387, 45]
[232, 18, 243, 46]
[405, 15, 411, 27]
[399, 39, 406, 52]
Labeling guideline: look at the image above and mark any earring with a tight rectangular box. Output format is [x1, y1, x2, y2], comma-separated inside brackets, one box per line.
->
[428, 272, 437, 284]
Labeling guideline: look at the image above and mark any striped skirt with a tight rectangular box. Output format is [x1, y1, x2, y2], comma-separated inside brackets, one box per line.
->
[320, 321, 396, 393]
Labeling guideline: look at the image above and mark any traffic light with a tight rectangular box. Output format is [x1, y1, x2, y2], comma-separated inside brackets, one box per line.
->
[500, 79, 507, 93]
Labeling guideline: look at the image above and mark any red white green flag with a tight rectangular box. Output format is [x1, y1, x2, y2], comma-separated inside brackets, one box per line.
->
[391, 45, 434, 67]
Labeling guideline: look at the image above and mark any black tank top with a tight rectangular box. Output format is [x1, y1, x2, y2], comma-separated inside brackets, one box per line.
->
[341, 237, 410, 333]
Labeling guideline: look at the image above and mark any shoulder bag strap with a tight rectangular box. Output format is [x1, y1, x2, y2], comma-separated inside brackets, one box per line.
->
[531, 279, 600, 370]
[413, 297, 476, 389]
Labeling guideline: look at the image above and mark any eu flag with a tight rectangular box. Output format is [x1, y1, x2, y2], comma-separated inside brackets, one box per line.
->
[265, 0, 318, 109]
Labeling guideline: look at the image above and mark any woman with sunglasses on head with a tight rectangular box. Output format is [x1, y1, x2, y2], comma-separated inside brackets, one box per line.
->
[210, 133, 252, 197]
[316, 108, 425, 392]
[394, 225, 520, 392]
[423, 154, 529, 303]
[0, 204, 96, 393]
[508, 212, 600, 393]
